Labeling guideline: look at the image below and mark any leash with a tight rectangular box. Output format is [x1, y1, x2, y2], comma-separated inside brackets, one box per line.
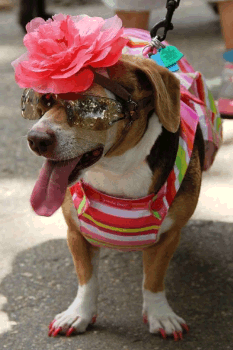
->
[150, 0, 181, 42]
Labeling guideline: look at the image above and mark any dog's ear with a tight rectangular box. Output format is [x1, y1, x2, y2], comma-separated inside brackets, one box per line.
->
[118, 55, 181, 133]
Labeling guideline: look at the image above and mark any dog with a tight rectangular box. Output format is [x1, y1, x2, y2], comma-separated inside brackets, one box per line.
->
[20, 28, 221, 341]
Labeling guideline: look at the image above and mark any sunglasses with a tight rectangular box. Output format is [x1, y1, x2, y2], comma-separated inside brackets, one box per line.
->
[21, 88, 127, 130]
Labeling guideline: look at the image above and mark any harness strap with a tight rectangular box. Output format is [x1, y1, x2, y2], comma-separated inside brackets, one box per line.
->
[94, 72, 132, 102]
[94, 72, 153, 120]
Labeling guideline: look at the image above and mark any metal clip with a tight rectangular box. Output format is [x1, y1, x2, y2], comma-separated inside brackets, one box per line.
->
[127, 97, 138, 119]
[151, 37, 166, 50]
[150, 0, 180, 42]
[142, 36, 166, 57]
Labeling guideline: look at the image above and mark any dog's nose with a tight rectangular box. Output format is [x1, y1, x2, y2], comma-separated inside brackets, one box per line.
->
[27, 130, 55, 156]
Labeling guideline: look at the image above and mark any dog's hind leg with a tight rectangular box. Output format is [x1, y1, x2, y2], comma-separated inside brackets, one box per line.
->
[142, 229, 189, 341]
[49, 191, 100, 337]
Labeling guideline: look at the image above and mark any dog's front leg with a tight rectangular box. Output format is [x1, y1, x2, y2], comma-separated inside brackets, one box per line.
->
[49, 226, 100, 337]
[142, 229, 189, 341]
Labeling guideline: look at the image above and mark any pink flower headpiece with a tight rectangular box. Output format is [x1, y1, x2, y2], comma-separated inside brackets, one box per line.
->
[12, 14, 128, 94]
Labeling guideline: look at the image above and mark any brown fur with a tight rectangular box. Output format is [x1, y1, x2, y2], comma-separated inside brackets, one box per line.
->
[61, 55, 203, 328]
[104, 55, 180, 158]
[62, 190, 99, 286]
[143, 229, 181, 292]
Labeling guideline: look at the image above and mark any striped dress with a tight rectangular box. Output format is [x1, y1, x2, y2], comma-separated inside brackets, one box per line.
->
[69, 28, 222, 251]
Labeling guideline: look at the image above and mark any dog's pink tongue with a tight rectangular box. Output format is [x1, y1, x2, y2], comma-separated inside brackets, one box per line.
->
[30, 157, 81, 217]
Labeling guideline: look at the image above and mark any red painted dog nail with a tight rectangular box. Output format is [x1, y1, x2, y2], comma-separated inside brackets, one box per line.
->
[178, 331, 183, 340]
[159, 328, 167, 339]
[91, 315, 97, 324]
[52, 327, 62, 337]
[48, 328, 54, 337]
[49, 320, 55, 330]
[143, 315, 148, 324]
[66, 327, 75, 337]
[181, 323, 189, 333]
[173, 331, 179, 341]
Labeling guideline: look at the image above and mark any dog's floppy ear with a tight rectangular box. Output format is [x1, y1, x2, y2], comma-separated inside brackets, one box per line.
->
[120, 55, 180, 133]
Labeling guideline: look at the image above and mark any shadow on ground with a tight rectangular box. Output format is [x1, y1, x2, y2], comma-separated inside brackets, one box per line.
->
[1, 220, 233, 350]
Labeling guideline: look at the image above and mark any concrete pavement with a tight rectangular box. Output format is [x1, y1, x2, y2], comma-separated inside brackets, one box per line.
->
[1, 1, 233, 349]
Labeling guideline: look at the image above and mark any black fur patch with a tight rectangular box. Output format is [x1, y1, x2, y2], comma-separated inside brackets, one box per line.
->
[195, 123, 205, 170]
[146, 124, 179, 193]
[146, 122, 205, 194]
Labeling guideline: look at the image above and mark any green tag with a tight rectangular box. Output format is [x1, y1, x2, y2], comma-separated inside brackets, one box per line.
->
[160, 46, 184, 68]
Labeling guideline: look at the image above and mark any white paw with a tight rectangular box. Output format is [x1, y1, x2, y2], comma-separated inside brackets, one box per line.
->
[142, 290, 189, 340]
[49, 304, 97, 336]
[49, 275, 98, 337]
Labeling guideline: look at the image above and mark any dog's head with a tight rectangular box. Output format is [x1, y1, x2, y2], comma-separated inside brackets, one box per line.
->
[25, 55, 180, 216]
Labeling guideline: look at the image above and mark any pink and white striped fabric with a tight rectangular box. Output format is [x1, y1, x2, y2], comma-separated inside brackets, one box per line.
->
[70, 181, 165, 251]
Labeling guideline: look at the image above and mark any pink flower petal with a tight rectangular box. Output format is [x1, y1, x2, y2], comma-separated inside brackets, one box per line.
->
[26, 17, 46, 33]
[23, 31, 40, 52]
[15, 62, 51, 85]
[52, 13, 67, 22]
[100, 15, 123, 42]
[19, 61, 44, 73]
[86, 46, 111, 66]
[39, 22, 62, 42]
[76, 16, 104, 38]
[52, 52, 93, 79]
[12, 14, 127, 94]
[11, 52, 28, 69]
[38, 38, 62, 55]
[97, 27, 125, 51]
[36, 68, 94, 94]
[91, 36, 128, 68]
[14, 65, 42, 88]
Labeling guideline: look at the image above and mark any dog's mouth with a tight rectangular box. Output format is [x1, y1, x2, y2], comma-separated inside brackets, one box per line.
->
[68, 147, 103, 184]
[30, 146, 103, 217]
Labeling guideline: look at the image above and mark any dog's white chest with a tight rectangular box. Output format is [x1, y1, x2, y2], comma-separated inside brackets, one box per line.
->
[83, 160, 152, 198]
[83, 114, 162, 199]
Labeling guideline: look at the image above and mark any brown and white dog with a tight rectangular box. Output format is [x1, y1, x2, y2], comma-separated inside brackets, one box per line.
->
[27, 55, 204, 340]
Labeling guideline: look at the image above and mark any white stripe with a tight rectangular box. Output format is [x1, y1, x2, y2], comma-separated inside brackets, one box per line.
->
[174, 74, 191, 89]
[72, 193, 77, 200]
[194, 103, 209, 141]
[80, 220, 156, 242]
[194, 101, 205, 118]
[163, 196, 169, 210]
[174, 164, 180, 191]
[91, 200, 151, 219]
[174, 164, 179, 178]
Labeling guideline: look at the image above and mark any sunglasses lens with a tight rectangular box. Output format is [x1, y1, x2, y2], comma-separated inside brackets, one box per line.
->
[67, 96, 124, 130]
[21, 89, 56, 120]
[21, 90, 125, 129]
[21, 89, 41, 120]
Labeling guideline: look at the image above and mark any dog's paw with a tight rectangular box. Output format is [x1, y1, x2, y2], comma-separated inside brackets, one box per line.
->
[48, 273, 99, 337]
[48, 308, 97, 337]
[142, 290, 189, 341]
[48, 282, 98, 337]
